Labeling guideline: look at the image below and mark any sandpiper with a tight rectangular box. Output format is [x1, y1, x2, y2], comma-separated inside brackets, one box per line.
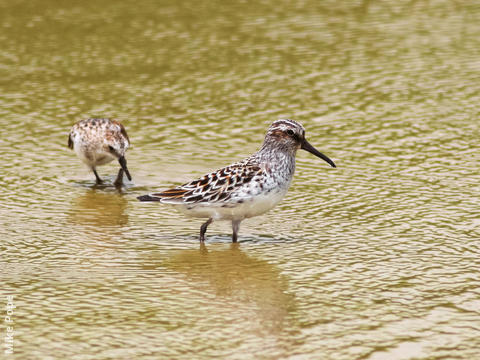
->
[68, 118, 132, 186]
[137, 119, 336, 242]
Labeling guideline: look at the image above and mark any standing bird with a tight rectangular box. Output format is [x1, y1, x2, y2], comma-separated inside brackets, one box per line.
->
[68, 118, 132, 187]
[137, 119, 336, 242]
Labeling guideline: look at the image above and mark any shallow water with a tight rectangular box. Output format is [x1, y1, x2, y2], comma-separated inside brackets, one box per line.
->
[2, 0, 480, 359]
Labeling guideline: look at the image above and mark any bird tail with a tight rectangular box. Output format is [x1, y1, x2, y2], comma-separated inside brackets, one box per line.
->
[137, 194, 162, 202]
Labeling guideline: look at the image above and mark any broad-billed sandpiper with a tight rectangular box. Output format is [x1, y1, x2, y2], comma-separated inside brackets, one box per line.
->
[137, 119, 335, 242]
[68, 118, 132, 186]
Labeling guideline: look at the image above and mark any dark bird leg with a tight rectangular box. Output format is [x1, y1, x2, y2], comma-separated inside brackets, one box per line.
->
[232, 220, 241, 243]
[114, 168, 124, 188]
[200, 218, 213, 242]
[93, 168, 103, 184]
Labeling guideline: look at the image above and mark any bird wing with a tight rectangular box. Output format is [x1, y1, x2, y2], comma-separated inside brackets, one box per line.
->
[147, 161, 264, 205]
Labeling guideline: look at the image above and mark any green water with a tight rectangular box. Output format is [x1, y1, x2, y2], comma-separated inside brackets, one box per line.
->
[2, 0, 480, 359]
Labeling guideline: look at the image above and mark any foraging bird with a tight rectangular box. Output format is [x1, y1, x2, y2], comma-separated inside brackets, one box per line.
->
[137, 119, 335, 242]
[68, 118, 132, 186]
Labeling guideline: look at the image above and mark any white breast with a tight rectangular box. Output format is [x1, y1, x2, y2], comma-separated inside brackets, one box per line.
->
[173, 186, 289, 221]
[73, 140, 115, 167]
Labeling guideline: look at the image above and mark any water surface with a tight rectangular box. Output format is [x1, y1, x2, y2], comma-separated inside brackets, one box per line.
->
[1, 0, 480, 359]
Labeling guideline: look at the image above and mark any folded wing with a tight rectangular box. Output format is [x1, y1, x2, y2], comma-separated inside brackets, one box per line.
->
[138, 161, 263, 205]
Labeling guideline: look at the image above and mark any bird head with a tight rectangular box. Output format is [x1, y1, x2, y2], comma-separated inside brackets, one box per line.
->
[264, 119, 336, 168]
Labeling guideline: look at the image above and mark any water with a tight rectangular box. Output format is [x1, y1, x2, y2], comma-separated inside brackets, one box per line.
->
[1, 0, 480, 359]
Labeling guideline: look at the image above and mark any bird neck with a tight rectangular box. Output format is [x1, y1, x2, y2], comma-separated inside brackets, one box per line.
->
[255, 143, 297, 178]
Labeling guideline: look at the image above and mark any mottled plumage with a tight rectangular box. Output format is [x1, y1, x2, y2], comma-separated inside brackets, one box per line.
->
[138, 119, 336, 242]
[68, 118, 132, 186]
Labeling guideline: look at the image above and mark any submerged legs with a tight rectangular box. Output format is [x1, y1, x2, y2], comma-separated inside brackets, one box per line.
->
[200, 218, 213, 242]
[114, 168, 124, 188]
[232, 220, 241, 243]
[199, 219, 242, 243]
[93, 168, 103, 184]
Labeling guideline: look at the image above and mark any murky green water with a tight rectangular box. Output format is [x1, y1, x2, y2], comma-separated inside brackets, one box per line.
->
[2, 0, 480, 359]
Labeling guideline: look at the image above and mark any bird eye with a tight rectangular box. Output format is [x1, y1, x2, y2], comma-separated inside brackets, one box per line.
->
[108, 145, 114, 151]
[286, 129, 294, 136]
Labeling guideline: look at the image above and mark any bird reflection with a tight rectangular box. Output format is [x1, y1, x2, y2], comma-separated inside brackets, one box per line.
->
[68, 189, 128, 236]
[159, 244, 297, 334]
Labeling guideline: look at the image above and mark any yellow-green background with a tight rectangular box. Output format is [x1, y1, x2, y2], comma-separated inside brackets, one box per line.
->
[1, 0, 480, 359]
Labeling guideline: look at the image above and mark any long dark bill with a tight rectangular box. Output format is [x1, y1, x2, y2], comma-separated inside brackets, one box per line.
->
[301, 139, 336, 168]
[118, 156, 132, 181]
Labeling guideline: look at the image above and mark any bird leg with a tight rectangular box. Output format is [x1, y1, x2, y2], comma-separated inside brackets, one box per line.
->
[93, 169, 103, 184]
[200, 218, 213, 242]
[114, 168, 124, 188]
[232, 220, 241, 243]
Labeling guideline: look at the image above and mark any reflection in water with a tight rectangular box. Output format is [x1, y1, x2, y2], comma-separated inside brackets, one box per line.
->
[68, 189, 129, 236]
[3, 0, 480, 357]
[160, 244, 297, 335]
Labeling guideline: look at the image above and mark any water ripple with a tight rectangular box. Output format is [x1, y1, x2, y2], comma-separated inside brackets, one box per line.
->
[2, 0, 480, 359]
